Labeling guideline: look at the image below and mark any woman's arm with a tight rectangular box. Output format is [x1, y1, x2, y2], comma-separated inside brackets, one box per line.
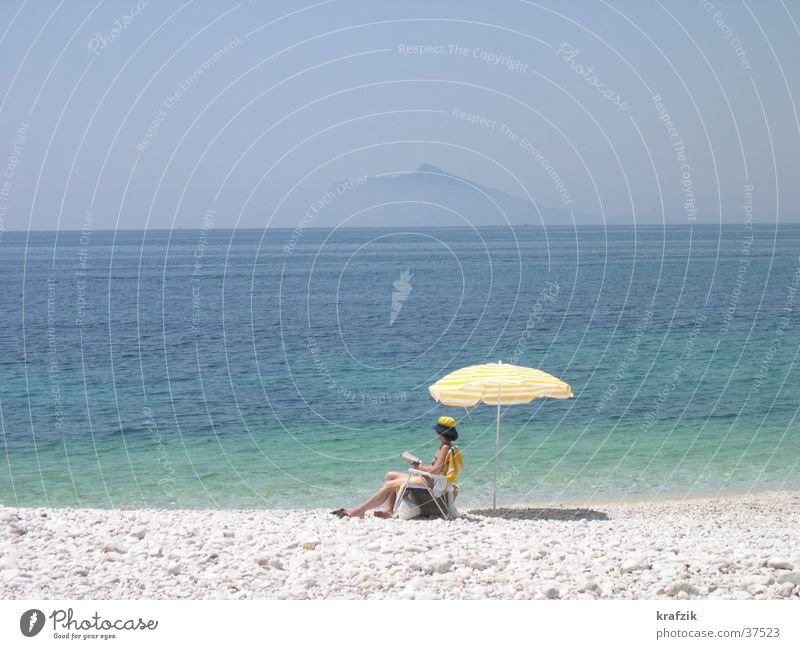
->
[416, 446, 449, 474]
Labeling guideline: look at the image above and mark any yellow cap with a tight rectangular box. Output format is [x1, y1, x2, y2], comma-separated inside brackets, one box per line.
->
[437, 416, 456, 428]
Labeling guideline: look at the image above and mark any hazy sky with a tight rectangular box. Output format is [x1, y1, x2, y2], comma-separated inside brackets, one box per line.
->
[1, 0, 798, 229]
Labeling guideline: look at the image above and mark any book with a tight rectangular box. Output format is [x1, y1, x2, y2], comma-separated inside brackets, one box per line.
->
[401, 451, 421, 465]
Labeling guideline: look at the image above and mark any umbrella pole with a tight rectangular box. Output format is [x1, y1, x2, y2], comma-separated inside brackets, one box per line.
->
[493, 400, 500, 510]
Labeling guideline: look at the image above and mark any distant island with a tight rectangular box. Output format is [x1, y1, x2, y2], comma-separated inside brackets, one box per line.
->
[310, 164, 579, 228]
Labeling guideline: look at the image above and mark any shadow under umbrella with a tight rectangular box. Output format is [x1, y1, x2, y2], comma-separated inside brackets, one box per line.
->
[465, 507, 609, 521]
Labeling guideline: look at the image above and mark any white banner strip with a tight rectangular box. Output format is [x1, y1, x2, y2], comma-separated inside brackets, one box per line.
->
[1, 600, 798, 648]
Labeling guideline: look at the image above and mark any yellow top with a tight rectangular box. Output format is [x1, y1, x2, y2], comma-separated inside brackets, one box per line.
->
[442, 446, 464, 483]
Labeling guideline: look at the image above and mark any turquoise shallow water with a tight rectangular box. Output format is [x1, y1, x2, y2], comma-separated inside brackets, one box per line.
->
[1, 225, 799, 509]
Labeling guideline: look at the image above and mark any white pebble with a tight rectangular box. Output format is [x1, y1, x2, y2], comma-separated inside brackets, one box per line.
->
[129, 527, 147, 540]
[776, 572, 800, 585]
[767, 557, 792, 570]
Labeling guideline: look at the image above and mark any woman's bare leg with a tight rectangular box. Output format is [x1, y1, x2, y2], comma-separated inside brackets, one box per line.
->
[344, 483, 397, 518]
[375, 471, 406, 516]
[345, 476, 427, 518]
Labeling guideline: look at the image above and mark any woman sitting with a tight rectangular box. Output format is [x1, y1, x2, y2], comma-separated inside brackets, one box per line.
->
[331, 416, 459, 518]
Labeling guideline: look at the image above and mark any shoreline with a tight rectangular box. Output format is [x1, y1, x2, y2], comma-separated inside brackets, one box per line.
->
[4, 485, 798, 513]
[2, 490, 799, 600]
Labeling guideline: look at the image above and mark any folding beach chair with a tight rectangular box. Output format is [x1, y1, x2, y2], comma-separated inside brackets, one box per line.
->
[393, 446, 463, 520]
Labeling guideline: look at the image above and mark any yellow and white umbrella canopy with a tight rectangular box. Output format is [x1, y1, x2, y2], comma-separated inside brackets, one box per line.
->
[429, 361, 572, 508]
[429, 361, 572, 406]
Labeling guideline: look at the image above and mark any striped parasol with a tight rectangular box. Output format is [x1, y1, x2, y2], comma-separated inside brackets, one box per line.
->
[429, 361, 573, 508]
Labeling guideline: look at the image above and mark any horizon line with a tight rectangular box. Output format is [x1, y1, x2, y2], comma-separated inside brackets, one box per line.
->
[4, 221, 800, 233]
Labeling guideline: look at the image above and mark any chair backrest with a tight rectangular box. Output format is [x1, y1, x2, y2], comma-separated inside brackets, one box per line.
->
[443, 445, 464, 483]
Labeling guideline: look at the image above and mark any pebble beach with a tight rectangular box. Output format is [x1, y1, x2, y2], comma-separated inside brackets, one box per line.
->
[2, 491, 800, 600]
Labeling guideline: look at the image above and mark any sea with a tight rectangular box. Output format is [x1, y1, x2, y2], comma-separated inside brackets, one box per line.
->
[1, 224, 799, 509]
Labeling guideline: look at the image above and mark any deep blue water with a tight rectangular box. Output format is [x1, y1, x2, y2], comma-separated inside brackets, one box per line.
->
[1, 224, 799, 508]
